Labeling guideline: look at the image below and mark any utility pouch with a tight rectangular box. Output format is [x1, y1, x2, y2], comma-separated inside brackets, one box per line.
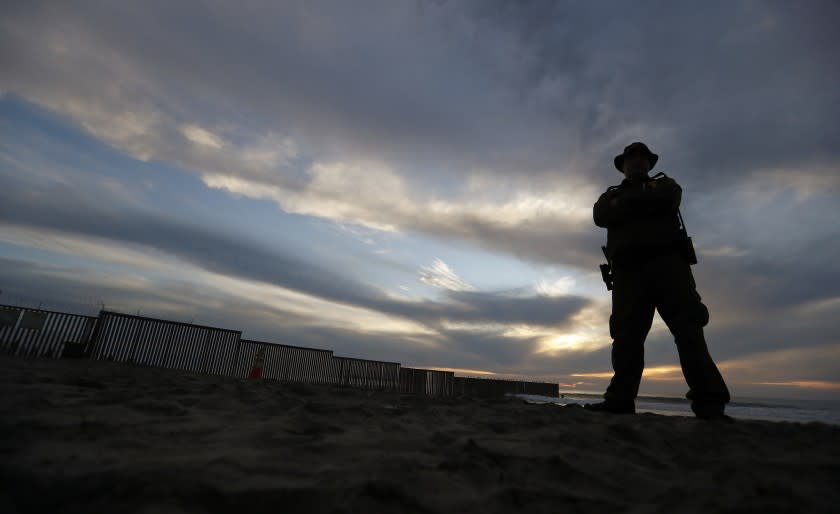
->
[683, 236, 698, 265]
[600, 263, 613, 291]
[676, 207, 698, 266]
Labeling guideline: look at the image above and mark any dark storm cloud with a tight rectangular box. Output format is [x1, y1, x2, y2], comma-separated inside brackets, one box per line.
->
[3, 0, 836, 184]
[2, 0, 838, 268]
[412, 213, 605, 270]
[0, 182, 372, 309]
[3, 0, 836, 283]
[435, 328, 542, 368]
[443, 290, 586, 327]
[696, 251, 840, 314]
[654, 1, 840, 188]
[0, 258, 109, 315]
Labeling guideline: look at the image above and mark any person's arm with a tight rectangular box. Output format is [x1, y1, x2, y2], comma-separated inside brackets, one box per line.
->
[619, 178, 682, 215]
[594, 188, 629, 227]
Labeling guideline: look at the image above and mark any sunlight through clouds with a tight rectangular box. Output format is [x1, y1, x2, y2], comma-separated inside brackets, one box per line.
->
[572, 365, 683, 381]
[535, 276, 575, 296]
[752, 380, 840, 390]
[532, 302, 611, 354]
[180, 124, 225, 149]
[418, 258, 474, 292]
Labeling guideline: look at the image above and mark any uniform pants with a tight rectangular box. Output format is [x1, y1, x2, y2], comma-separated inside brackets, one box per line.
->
[604, 250, 730, 414]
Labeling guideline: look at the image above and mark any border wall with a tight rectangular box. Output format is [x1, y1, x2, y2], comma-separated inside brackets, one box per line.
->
[0, 304, 558, 399]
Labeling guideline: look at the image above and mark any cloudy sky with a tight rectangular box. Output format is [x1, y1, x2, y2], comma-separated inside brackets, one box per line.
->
[1, 0, 838, 400]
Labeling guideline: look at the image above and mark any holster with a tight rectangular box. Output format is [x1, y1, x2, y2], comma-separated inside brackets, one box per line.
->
[682, 236, 698, 265]
[600, 245, 613, 290]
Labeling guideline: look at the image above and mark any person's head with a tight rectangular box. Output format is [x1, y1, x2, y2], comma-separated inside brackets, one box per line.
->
[614, 142, 658, 181]
[622, 150, 651, 181]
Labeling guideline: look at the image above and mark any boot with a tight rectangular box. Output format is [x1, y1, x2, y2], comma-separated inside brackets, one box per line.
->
[693, 403, 734, 422]
[583, 400, 635, 414]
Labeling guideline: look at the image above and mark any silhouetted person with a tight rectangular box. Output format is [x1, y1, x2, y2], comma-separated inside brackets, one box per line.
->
[585, 142, 731, 420]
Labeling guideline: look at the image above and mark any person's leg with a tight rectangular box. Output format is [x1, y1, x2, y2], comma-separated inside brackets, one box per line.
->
[653, 253, 730, 416]
[602, 265, 656, 407]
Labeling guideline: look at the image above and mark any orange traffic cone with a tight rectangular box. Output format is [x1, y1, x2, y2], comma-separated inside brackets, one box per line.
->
[248, 348, 265, 379]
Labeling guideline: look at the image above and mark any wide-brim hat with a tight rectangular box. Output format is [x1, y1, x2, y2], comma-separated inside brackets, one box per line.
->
[614, 141, 658, 172]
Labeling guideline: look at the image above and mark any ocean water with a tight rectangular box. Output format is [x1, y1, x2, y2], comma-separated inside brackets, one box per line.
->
[514, 392, 840, 425]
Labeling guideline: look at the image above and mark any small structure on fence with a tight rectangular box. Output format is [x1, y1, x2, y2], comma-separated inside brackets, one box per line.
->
[0, 304, 558, 399]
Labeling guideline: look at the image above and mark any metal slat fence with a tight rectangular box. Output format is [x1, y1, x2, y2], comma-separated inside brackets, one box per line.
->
[0, 305, 97, 358]
[328, 356, 400, 391]
[89, 311, 242, 376]
[1, 304, 559, 399]
[426, 369, 455, 397]
[237, 340, 334, 383]
[236, 342, 400, 391]
[399, 367, 455, 396]
[453, 376, 559, 398]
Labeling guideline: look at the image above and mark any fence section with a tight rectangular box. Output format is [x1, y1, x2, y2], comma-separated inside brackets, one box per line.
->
[328, 356, 401, 391]
[237, 340, 334, 383]
[235, 342, 400, 391]
[453, 376, 559, 398]
[0, 305, 97, 358]
[399, 367, 455, 396]
[89, 311, 242, 376]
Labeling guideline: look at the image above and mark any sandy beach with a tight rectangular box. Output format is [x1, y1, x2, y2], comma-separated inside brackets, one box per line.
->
[1, 354, 839, 514]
